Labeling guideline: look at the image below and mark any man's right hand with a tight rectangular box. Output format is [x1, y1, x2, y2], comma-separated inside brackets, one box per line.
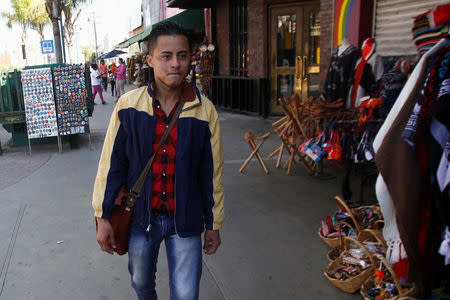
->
[96, 217, 116, 255]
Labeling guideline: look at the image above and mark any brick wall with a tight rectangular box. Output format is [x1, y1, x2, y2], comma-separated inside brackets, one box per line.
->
[215, 0, 230, 75]
[319, 0, 334, 90]
[247, 0, 266, 77]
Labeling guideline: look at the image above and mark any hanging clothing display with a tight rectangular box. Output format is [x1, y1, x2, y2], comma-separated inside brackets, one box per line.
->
[346, 37, 385, 108]
[374, 38, 449, 293]
[322, 44, 359, 102]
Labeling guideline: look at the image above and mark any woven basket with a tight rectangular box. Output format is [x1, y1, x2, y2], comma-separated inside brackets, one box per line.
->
[358, 228, 387, 251]
[327, 223, 345, 261]
[324, 237, 377, 293]
[360, 254, 416, 300]
[335, 196, 383, 231]
[334, 196, 363, 233]
[319, 221, 357, 248]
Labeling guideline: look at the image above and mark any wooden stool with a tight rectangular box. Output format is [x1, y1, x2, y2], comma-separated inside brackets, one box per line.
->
[239, 131, 271, 174]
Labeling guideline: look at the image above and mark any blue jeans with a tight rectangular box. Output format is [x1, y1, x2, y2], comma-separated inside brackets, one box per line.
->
[128, 216, 202, 300]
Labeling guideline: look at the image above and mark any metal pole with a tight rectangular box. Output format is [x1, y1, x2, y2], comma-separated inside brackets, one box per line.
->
[59, 16, 66, 63]
[93, 17, 99, 59]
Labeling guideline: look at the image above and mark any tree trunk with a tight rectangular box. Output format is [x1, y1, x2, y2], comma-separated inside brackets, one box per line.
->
[51, 18, 63, 63]
[64, 26, 74, 63]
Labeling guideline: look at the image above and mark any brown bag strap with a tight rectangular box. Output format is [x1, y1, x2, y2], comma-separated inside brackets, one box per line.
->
[124, 100, 185, 211]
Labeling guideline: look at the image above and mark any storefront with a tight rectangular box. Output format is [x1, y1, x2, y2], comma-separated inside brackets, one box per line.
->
[169, 0, 322, 116]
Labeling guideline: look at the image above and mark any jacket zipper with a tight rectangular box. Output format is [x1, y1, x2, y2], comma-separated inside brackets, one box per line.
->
[146, 178, 152, 232]
[174, 174, 178, 235]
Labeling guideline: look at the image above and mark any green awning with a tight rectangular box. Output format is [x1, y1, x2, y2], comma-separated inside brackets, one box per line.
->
[116, 9, 205, 49]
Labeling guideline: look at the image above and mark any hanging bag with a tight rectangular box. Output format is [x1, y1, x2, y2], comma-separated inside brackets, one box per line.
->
[96, 101, 185, 255]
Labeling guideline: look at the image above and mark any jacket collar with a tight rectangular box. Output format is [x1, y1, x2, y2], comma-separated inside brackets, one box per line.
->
[146, 80, 202, 111]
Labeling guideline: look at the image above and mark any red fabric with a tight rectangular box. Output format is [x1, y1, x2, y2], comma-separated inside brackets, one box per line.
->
[350, 38, 375, 107]
[151, 100, 179, 215]
[351, 59, 368, 107]
[430, 4, 450, 27]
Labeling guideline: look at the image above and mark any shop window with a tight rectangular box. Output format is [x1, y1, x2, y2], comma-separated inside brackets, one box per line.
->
[229, 0, 248, 77]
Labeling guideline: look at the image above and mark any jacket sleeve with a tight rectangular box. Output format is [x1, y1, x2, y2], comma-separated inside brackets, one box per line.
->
[92, 104, 128, 218]
[200, 104, 225, 230]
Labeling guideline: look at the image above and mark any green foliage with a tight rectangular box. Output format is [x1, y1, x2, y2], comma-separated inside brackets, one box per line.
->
[1, 0, 50, 42]
[1, 0, 34, 31]
[81, 45, 94, 62]
[29, 0, 50, 40]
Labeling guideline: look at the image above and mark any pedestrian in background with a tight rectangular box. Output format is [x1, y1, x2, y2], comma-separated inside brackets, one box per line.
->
[90, 64, 106, 105]
[93, 21, 224, 299]
[115, 57, 126, 101]
[99, 59, 108, 91]
[109, 62, 117, 97]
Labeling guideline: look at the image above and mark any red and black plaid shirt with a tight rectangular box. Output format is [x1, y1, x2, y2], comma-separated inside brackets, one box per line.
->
[151, 99, 179, 216]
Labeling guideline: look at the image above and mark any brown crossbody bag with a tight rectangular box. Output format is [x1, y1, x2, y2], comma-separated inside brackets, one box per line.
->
[96, 101, 185, 255]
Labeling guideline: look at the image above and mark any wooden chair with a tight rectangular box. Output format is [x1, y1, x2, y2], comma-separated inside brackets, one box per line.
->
[239, 131, 271, 174]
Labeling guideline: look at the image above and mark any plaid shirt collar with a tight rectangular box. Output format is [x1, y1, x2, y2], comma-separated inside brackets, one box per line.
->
[146, 79, 200, 108]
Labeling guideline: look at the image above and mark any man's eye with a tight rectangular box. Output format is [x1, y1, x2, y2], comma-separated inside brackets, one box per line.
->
[179, 54, 187, 59]
[163, 55, 170, 60]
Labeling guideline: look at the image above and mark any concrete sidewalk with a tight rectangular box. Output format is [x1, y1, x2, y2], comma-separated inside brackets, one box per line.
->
[0, 84, 362, 299]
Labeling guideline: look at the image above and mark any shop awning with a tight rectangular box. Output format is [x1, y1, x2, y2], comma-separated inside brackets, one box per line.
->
[95, 53, 108, 60]
[167, 0, 216, 8]
[116, 9, 205, 49]
[102, 49, 127, 59]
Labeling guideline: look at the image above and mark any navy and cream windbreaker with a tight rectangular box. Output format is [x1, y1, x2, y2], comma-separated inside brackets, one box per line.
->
[92, 84, 224, 237]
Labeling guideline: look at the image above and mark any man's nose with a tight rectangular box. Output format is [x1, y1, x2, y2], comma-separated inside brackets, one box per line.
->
[170, 57, 181, 68]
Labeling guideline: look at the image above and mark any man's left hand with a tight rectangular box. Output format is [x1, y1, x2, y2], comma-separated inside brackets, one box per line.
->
[203, 230, 221, 255]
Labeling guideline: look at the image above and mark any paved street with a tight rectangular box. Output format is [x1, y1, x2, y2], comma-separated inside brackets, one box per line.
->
[0, 84, 362, 300]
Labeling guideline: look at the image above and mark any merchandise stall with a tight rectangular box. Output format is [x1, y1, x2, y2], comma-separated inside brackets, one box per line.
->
[312, 3, 450, 299]
[20, 63, 93, 154]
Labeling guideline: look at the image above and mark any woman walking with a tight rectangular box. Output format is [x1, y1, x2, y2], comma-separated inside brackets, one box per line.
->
[115, 58, 126, 101]
[90, 64, 106, 105]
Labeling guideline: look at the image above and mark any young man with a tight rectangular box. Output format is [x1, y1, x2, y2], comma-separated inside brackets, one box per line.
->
[98, 59, 108, 91]
[90, 64, 106, 105]
[92, 21, 224, 300]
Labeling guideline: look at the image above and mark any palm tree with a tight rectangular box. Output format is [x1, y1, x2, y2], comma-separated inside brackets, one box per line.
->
[62, 0, 89, 63]
[29, 0, 50, 41]
[1, 0, 34, 55]
[45, 0, 63, 62]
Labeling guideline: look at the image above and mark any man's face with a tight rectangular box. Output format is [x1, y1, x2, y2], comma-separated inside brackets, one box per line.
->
[146, 35, 190, 89]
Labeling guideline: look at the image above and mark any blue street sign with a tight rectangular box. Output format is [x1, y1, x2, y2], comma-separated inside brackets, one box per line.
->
[41, 40, 54, 54]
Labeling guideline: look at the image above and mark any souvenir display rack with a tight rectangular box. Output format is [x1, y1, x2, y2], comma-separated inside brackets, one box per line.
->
[20, 63, 92, 154]
[52, 64, 92, 151]
[21, 67, 59, 155]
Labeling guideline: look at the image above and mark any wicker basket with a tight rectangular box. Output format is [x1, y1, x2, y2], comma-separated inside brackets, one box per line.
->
[324, 237, 377, 293]
[327, 224, 345, 261]
[360, 254, 416, 300]
[334, 196, 383, 231]
[358, 228, 387, 250]
[334, 196, 363, 233]
[319, 221, 357, 248]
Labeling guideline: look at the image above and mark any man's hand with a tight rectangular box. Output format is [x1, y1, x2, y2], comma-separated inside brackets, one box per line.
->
[203, 230, 221, 255]
[96, 217, 116, 255]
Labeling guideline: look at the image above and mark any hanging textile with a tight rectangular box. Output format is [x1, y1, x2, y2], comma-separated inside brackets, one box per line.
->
[322, 45, 359, 102]
[373, 38, 449, 289]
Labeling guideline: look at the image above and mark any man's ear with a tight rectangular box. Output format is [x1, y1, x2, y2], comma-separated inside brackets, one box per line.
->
[146, 54, 153, 68]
